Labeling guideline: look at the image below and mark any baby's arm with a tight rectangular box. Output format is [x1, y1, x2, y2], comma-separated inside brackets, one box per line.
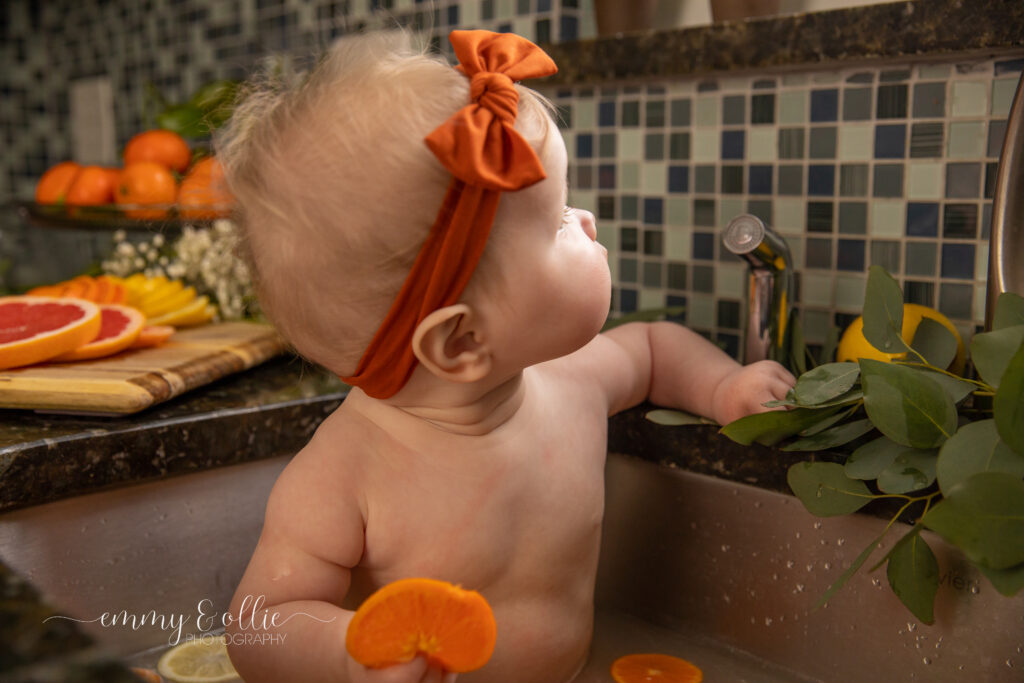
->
[225, 455, 451, 683]
[584, 321, 794, 424]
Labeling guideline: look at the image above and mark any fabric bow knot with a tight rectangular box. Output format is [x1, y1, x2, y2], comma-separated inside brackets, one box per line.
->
[425, 30, 558, 192]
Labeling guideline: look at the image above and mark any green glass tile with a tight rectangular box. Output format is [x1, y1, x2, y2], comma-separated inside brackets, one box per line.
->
[838, 201, 868, 234]
[747, 199, 773, 225]
[670, 98, 692, 126]
[802, 308, 833, 344]
[619, 257, 638, 282]
[696, 97, 719, 127]
[840, 164, 869, 197]
[778, 91, 808, 124]
[918, 64, 950, 79]
[575, 99, 595, 128]
[775, 198, 806, 235]
[747, 128, 777, 162]
[939, 282, 973, 319]
[904, 280, 935, 307]
[692, 264, 714, 292]
[694, 199, 715, 226]
[596, 223, 615, 250]
[621, 100, 640, 126]
[807, 202, 834, 233]
[665, 226, 692, 259]
[642, 261, 663, 287]
[951, 81, 988, 117]
[721, 165, 743, 194]
[787, 237, 805, 269]
[801, 273, 834, 306]
[643, 163, 667, 194]
[778, 128, 805, 158]
[618, 130, 642, 160]
[806, 238, 834, 272]
[870, 240, 901, 273]
[695, 165, 716, 193]
[809, 127, 837, 159]
[718, 198, 745, 229]
[688, 294, 715, 328]
[905, 241, 937, 277]
[876, 83, 908, 119]
[599, 133, 616, 158]
[669, 132, 691, 160]
[645, 133, 665, 160]
[640, 289, 664, 310]
[943, 203, 978, 238]
[992, 78, 1018, 117]
[621, 197, 639, 221]
[988, 120, 1007, 157]
[646, 100, 666, 127]
[946, 162, 982, 198]
[666, 197, 691, 226]
[620, 162, 640, 190]
[910, 122, 944, 158]
[692, 132, 720, 162]
[838, 124, 873, 161]
[836, 275, 867, 309]
[912, 82, 946, 118]
[847, 72, 875, 84]
[906, 162, 943, 199]
[751, 93, 775, 124]
[667, 262, 687, 290]
[869, 201, 906, 237]
[872, 164, 904, 198]
[843, 87, 872, 121]
[716, 264, 746, 299]
[723, 95, 745, 124]
[778, 165, 803, 195]
[572, 190, 598, 214]
[947, 121, 986, 158]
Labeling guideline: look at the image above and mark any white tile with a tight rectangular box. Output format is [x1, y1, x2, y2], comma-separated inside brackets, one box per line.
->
[665, 226, 692, 260]
[692, 130, 720, 161]
[801, 273, 834, 307]
[716, 263, 746, 299]
[718, 198, 745, 228]
[869, 201, 906, 237]
[575, 100, 595, 129]
[643, 162, 667, 194]
[696, 97, 718, 127]
[688, 294, 715, 327]
[976, 242, 990, 284]
[640, 289, 664, 309]
[906, 162, 944, 199]
[747, 127, 777, 162]
[837, 124, 873, 161]
[775, 198, 807, 235]
[951, 81, 989, 117]
[618, 129, 643, 161]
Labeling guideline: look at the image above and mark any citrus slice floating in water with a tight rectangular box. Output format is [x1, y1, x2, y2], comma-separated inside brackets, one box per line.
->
[346, 577, 497, 673]
[611, 653, 703, 683]
[0, 297, 101, 370]
[157, 634, 240, 683]
[50, 304, 145, 362]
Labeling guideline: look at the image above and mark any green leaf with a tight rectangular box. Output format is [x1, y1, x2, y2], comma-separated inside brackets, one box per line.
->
[815, 531, 888, 609]
[602, 306, 686, 331]
[790, 313, 807, 376]
[862, 265, 908, 355]
[936, 419, 1024, 493]
[994, 341, 1024, 455]
[783, 419, 875, 452]
[845, 436, 906, 480]
[798, 408, 852, 436]
[886, 526, 939, 624]
[720, 406, 841, 447]
[923, 371, 975, 404]
[908, 317, 957, 370]
[787, 461, 874, 516]
[644, 409, 706, 426]
[860, 359, 957, 448]
[992, 292, 1024, 330]
[922, 472, 1024, 570]
[976, 561, 1024, 597]
[819, 325, 841, 366]
[876, 449, 938, 494]
[970, 324, 1024, 388]
[793, 362, 860, 405]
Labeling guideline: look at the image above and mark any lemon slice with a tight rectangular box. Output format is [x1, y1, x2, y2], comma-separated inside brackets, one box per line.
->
[148, 295, 213, 327]
[157, 634, 241, 683]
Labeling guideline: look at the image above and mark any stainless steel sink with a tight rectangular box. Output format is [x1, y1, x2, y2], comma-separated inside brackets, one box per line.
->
[1, 450, 1021, 681]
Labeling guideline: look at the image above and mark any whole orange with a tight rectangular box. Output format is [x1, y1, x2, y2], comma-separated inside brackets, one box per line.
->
[177, 156, 234, 219]
[66, 165, 118, 206]
[35, 161, 81, 204]
[123, 130, 191, 174]
[116, 162, 178, 219]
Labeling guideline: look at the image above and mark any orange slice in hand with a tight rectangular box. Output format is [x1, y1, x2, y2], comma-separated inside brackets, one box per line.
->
[50, 304, 145, 362]
[346, 578, 497, 673]
[0, 297, 101, 370]
[611, 653, 703, 683]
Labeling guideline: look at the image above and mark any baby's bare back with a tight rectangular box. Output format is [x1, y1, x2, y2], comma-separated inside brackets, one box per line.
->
[296, 365, 610, 682]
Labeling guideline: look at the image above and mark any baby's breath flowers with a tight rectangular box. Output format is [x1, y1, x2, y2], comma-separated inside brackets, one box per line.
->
[102, 221, 259, 321]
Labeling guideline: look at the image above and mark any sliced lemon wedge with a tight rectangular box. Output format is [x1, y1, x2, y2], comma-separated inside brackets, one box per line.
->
[157, 634, 241, 683]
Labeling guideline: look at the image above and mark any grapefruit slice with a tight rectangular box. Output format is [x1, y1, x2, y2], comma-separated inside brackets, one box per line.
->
[50, 304, 145, 362]
[0, 297, 102, 370]
[130, 325, 175, 348]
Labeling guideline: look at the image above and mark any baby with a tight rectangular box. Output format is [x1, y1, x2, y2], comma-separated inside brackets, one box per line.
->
[216, 30, 794, 683]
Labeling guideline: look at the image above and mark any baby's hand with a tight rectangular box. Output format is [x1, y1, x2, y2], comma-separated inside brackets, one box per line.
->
[710, 360, 796, 426]
[346, 654, 457, 683]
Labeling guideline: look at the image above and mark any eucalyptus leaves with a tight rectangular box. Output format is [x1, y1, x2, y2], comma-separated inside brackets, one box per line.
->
[721, 266, 1024, 624]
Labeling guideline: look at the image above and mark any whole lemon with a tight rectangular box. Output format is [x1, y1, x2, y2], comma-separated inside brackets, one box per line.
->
[836, 303, 965, 374]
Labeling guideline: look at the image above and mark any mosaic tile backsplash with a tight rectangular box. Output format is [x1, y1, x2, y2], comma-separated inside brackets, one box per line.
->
[2, 0, 1022, 358]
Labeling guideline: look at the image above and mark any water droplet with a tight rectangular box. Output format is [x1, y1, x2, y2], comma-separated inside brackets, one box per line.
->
[754, 501, 763, 509]
[813, 522, 823, 530]
[806, 564, 814, 572]
[772, 573, 779, 581]
[690, 521, 698, 530]
[837, 538, 846, 546]
[957, 665, 965, 671]
[908, 623, 917, 632]
[786, 560, 795, 569]
[795, 584, 805, 593]
[922, 657, 931, 665]
[750, 617, 756, 624]
[816, 486, 824, 498]
[824, 562, 832, 570]
[722, 594, 731, 604]
[721, 544, 731, 553]
[871, 578, 881, 587]
[1006, 659, 1014, 669]
[764, 617, 773, 626]
[820, 539, 828, 545]
[970, 584, 980, 594]
[795, 531, 802, 539]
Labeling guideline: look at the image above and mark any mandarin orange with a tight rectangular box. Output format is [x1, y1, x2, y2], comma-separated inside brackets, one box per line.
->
[35, 161, 81, 204]
[116, 162, 178, 219]
[123, 129, 191, 173]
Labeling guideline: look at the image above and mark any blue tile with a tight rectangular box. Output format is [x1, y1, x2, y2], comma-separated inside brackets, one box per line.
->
[537, 0, 552, 11]
[693, 232, 715, 259]
[808, 165, 836, 196]
[668, 165, 689, 193]
[559, 15, 578, 40]
[810, 89, 839, 122]
[619, 288, 638, 313]
[576, 134, 593, 158]
[874, 124, 906, 158]
[643, 198, 664, 225]
[598, 164, 616, 189]
[447, 4, 459, 24]
[941, 243, 975, 280]
[906, 202, 939, 237]
[599, 100, 616, 126]
[748, 165, 772, 194]
[995, 58, 1024, 75]
[837, 239, 866, 271]
[721, 130, 745, 159]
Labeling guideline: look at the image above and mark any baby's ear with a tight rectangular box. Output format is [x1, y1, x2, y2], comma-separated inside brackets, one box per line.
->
[411, 304, 493, 384]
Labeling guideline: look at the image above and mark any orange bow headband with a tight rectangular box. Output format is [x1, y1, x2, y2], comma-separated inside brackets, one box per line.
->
[339, 30, 557, 398]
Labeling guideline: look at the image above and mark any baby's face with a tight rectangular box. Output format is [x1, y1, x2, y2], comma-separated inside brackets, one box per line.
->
[478, 118, 612, 365]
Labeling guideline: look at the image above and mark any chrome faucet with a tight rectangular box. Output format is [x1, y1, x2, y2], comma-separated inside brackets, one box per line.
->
[986, 71, 1024, 328]
[722, 214, 793, 365]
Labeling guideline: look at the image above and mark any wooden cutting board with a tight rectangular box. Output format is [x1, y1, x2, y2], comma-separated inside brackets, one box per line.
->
[0, 322, 287, 415]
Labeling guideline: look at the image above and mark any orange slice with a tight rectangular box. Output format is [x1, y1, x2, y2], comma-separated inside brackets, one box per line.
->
[130, 324, 175, 348]
[0, 297, 101, 370]
[611, 654, 703, 683]
[50, 304, 145, 362]
[346, 578, 496, 673]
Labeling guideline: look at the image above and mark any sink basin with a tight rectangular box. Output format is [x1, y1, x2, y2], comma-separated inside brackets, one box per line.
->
[1, 448, 1021, 681]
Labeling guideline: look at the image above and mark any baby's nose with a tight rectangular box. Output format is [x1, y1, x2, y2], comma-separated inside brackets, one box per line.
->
[575, 208, 598, 241]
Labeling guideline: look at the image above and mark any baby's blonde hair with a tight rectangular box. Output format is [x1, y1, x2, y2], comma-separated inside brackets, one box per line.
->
[216, 31, 555, 376]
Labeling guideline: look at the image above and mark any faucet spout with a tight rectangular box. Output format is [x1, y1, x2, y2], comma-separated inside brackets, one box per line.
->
[986, 71, 1024, 328]
[722, 214, 793, 365]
